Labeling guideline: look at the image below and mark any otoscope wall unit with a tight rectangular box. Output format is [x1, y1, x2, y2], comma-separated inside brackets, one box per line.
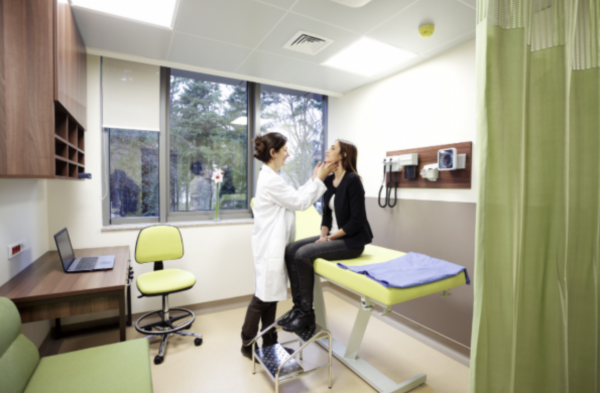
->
[386, 142, 472, 189]
[379, 153, 419, 207]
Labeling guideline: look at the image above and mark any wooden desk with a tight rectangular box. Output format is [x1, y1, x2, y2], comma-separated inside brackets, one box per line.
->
[0, 246, 132, 342]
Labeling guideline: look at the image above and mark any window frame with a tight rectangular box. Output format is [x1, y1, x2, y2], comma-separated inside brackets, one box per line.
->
[102, 64, 327, 226]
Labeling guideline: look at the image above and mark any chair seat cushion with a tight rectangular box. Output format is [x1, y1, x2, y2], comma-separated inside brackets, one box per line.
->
[24, 339, 153, 393]
[314, 245, 467, 307]
[136, 269, 196, 295]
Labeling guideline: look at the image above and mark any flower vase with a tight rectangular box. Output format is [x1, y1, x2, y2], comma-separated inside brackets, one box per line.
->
[214, 183, 221, 222]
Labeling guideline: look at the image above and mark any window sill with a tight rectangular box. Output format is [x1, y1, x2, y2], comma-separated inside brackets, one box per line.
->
[101, 218, 254, 232]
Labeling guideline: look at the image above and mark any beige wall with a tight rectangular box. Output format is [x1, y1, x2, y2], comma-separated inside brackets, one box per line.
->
[329, 40, 477, 203]
[0, 179, 51, 347]
[46, 55, 257, 317]
[328, 41, 477, 347]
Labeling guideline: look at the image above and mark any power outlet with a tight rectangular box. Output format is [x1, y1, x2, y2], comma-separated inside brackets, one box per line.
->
[7, 240, 26, 260]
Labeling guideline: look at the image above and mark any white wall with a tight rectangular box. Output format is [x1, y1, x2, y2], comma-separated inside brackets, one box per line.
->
[0, 179, 51, 347]
[46, 55, 256, 315]
[329, 40, 477, 203]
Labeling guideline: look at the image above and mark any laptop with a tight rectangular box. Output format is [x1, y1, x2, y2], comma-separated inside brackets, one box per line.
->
[54, 228, 115, 273]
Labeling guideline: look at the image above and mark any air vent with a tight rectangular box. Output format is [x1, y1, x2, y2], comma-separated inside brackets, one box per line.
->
[283, 31, 334, 56]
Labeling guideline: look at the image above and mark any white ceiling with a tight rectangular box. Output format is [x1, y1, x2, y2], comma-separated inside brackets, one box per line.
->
[73, 0, 476, 96]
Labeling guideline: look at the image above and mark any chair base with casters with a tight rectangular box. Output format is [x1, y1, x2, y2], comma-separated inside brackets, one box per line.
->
[135, 292, 203, 365]
[134, 225, 204, 365]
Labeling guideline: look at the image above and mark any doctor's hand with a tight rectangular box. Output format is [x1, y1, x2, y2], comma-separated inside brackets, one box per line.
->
[313, 161, 338, 181]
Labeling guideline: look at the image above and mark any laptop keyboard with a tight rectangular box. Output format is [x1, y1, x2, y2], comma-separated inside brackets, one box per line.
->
[75, 257, 98, 270]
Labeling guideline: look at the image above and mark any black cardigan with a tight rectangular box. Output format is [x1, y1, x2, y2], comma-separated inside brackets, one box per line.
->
[321, 172, 373, 249]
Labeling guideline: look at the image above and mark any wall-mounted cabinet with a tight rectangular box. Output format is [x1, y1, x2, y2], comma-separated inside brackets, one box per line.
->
[0, 0, 87, 180]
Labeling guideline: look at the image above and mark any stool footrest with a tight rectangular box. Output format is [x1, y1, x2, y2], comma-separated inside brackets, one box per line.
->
[255, 344, 304, 381]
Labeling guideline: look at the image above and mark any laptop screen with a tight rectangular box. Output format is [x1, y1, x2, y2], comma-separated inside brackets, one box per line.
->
[54, 229, 75, 270]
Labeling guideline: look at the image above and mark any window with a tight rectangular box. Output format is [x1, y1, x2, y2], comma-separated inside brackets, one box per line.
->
[169, 70, 248, 216]
[260, 86, 326, 189]
[109, 129, 159, 220]
[260, 85, 327, 211]
[102, 60, 327, 225]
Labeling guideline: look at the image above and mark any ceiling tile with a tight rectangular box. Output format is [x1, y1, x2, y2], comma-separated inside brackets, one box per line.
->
[237, 50, 371, 93]
[168, 33, 254, 73]
[175, 0, 286, 48]
[236, 51, 307, 84]
[72, 7, 172, 59]
[367, 0, 476, 55]
[291, 0, 418, 35]
[253, 0, 297, 10]
[256, 13, 360, 65]
[420, 31, 475, 59]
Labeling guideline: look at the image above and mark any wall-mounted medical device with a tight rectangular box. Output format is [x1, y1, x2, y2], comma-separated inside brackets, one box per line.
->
[384, 142, 472, 190]
[379, 153, 419, 208]
[420, 164, 439, 182]
[437, 148, 466, 171]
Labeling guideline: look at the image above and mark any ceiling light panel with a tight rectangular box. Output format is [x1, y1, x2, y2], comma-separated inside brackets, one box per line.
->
[70, 0, 178, 28]
[322, 38, 416, 77]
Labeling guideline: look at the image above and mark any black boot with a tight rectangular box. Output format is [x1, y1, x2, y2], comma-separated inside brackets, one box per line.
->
[279, 253, 302, 326]
[282, 257, 316, 333]
[282, 307, 315, 332]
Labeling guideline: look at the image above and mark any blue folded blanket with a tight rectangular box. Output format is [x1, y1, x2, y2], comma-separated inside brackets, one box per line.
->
[337, 252, 471, 289]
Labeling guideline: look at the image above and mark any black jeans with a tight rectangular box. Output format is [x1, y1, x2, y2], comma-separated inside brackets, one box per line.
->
[241, 295, 277, 346]
[285, 236, 364, 310]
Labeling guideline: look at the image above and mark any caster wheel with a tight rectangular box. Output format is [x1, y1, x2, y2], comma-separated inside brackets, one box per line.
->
[154, 355, 164, 365]
[194, 338, 203, 346]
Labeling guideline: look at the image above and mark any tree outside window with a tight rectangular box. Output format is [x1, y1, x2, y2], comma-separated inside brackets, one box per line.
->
[169, 70, 248, 212]
[260, 86, 325, 190]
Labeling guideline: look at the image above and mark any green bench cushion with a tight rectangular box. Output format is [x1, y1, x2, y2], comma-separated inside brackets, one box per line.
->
[314, 244, 467, 307]
[24, 339, 153, 393]
[0, 297, 40, 393]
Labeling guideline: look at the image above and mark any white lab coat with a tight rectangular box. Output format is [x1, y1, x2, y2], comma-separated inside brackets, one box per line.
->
[252, 165, 327, 302]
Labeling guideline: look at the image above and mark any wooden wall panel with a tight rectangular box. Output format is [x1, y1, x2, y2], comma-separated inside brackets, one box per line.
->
[55, 0, 86, 129]
[386, 142, 472, 189]
[0, 0, 54, 178]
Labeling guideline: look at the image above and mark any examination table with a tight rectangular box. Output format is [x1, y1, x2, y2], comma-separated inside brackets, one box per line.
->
[296, 206, 468, 393]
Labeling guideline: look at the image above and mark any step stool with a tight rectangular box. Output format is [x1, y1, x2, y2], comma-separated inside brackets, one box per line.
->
[248, 318, 333, 393]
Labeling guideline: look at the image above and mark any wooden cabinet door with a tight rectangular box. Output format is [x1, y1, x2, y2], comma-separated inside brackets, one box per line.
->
[0, 0, 55, 178]
[54, 0, 86, 129]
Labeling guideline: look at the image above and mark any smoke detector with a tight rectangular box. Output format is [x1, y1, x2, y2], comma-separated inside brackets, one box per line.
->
[329, 0, 373, 7]
[283, 31, 334, 56]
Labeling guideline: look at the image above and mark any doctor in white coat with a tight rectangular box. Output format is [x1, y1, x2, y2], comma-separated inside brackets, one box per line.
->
[241, 132, 336, 359]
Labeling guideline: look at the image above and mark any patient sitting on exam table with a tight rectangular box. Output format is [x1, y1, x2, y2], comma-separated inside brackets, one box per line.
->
[279, 139, 373, 333]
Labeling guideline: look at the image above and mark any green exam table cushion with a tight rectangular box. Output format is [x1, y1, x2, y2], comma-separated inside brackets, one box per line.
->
[293, 205, 467, 307]
[24, 339, 153, 393]
[314, 244, 467, 307]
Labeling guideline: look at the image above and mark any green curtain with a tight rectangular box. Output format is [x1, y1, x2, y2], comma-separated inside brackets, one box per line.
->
[472, 1, 600, 392]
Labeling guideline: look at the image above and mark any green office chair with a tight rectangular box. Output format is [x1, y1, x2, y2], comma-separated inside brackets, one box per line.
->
[134, 225, 202, 365]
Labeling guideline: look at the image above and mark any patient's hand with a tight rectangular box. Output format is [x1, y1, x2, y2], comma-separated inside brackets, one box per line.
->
[315, 237, 327, 243]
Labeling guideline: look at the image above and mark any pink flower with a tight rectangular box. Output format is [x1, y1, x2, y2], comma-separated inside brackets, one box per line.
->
[212, 168, 224, 183]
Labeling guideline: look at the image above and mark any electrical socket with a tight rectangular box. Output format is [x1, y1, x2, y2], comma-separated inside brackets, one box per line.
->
[7, 240, 26, 260]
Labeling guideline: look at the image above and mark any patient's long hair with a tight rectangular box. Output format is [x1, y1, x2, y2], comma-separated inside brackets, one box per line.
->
[336, 139, 359, 177]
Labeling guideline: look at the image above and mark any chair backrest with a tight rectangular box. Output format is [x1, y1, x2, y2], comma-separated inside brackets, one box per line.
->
[135, 225, 184, 264]
[0, 297, 40, 393]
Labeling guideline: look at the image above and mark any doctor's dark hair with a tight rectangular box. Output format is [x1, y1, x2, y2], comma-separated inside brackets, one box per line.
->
[337, 139, 360, 177]
[254, 132, 287, 163]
